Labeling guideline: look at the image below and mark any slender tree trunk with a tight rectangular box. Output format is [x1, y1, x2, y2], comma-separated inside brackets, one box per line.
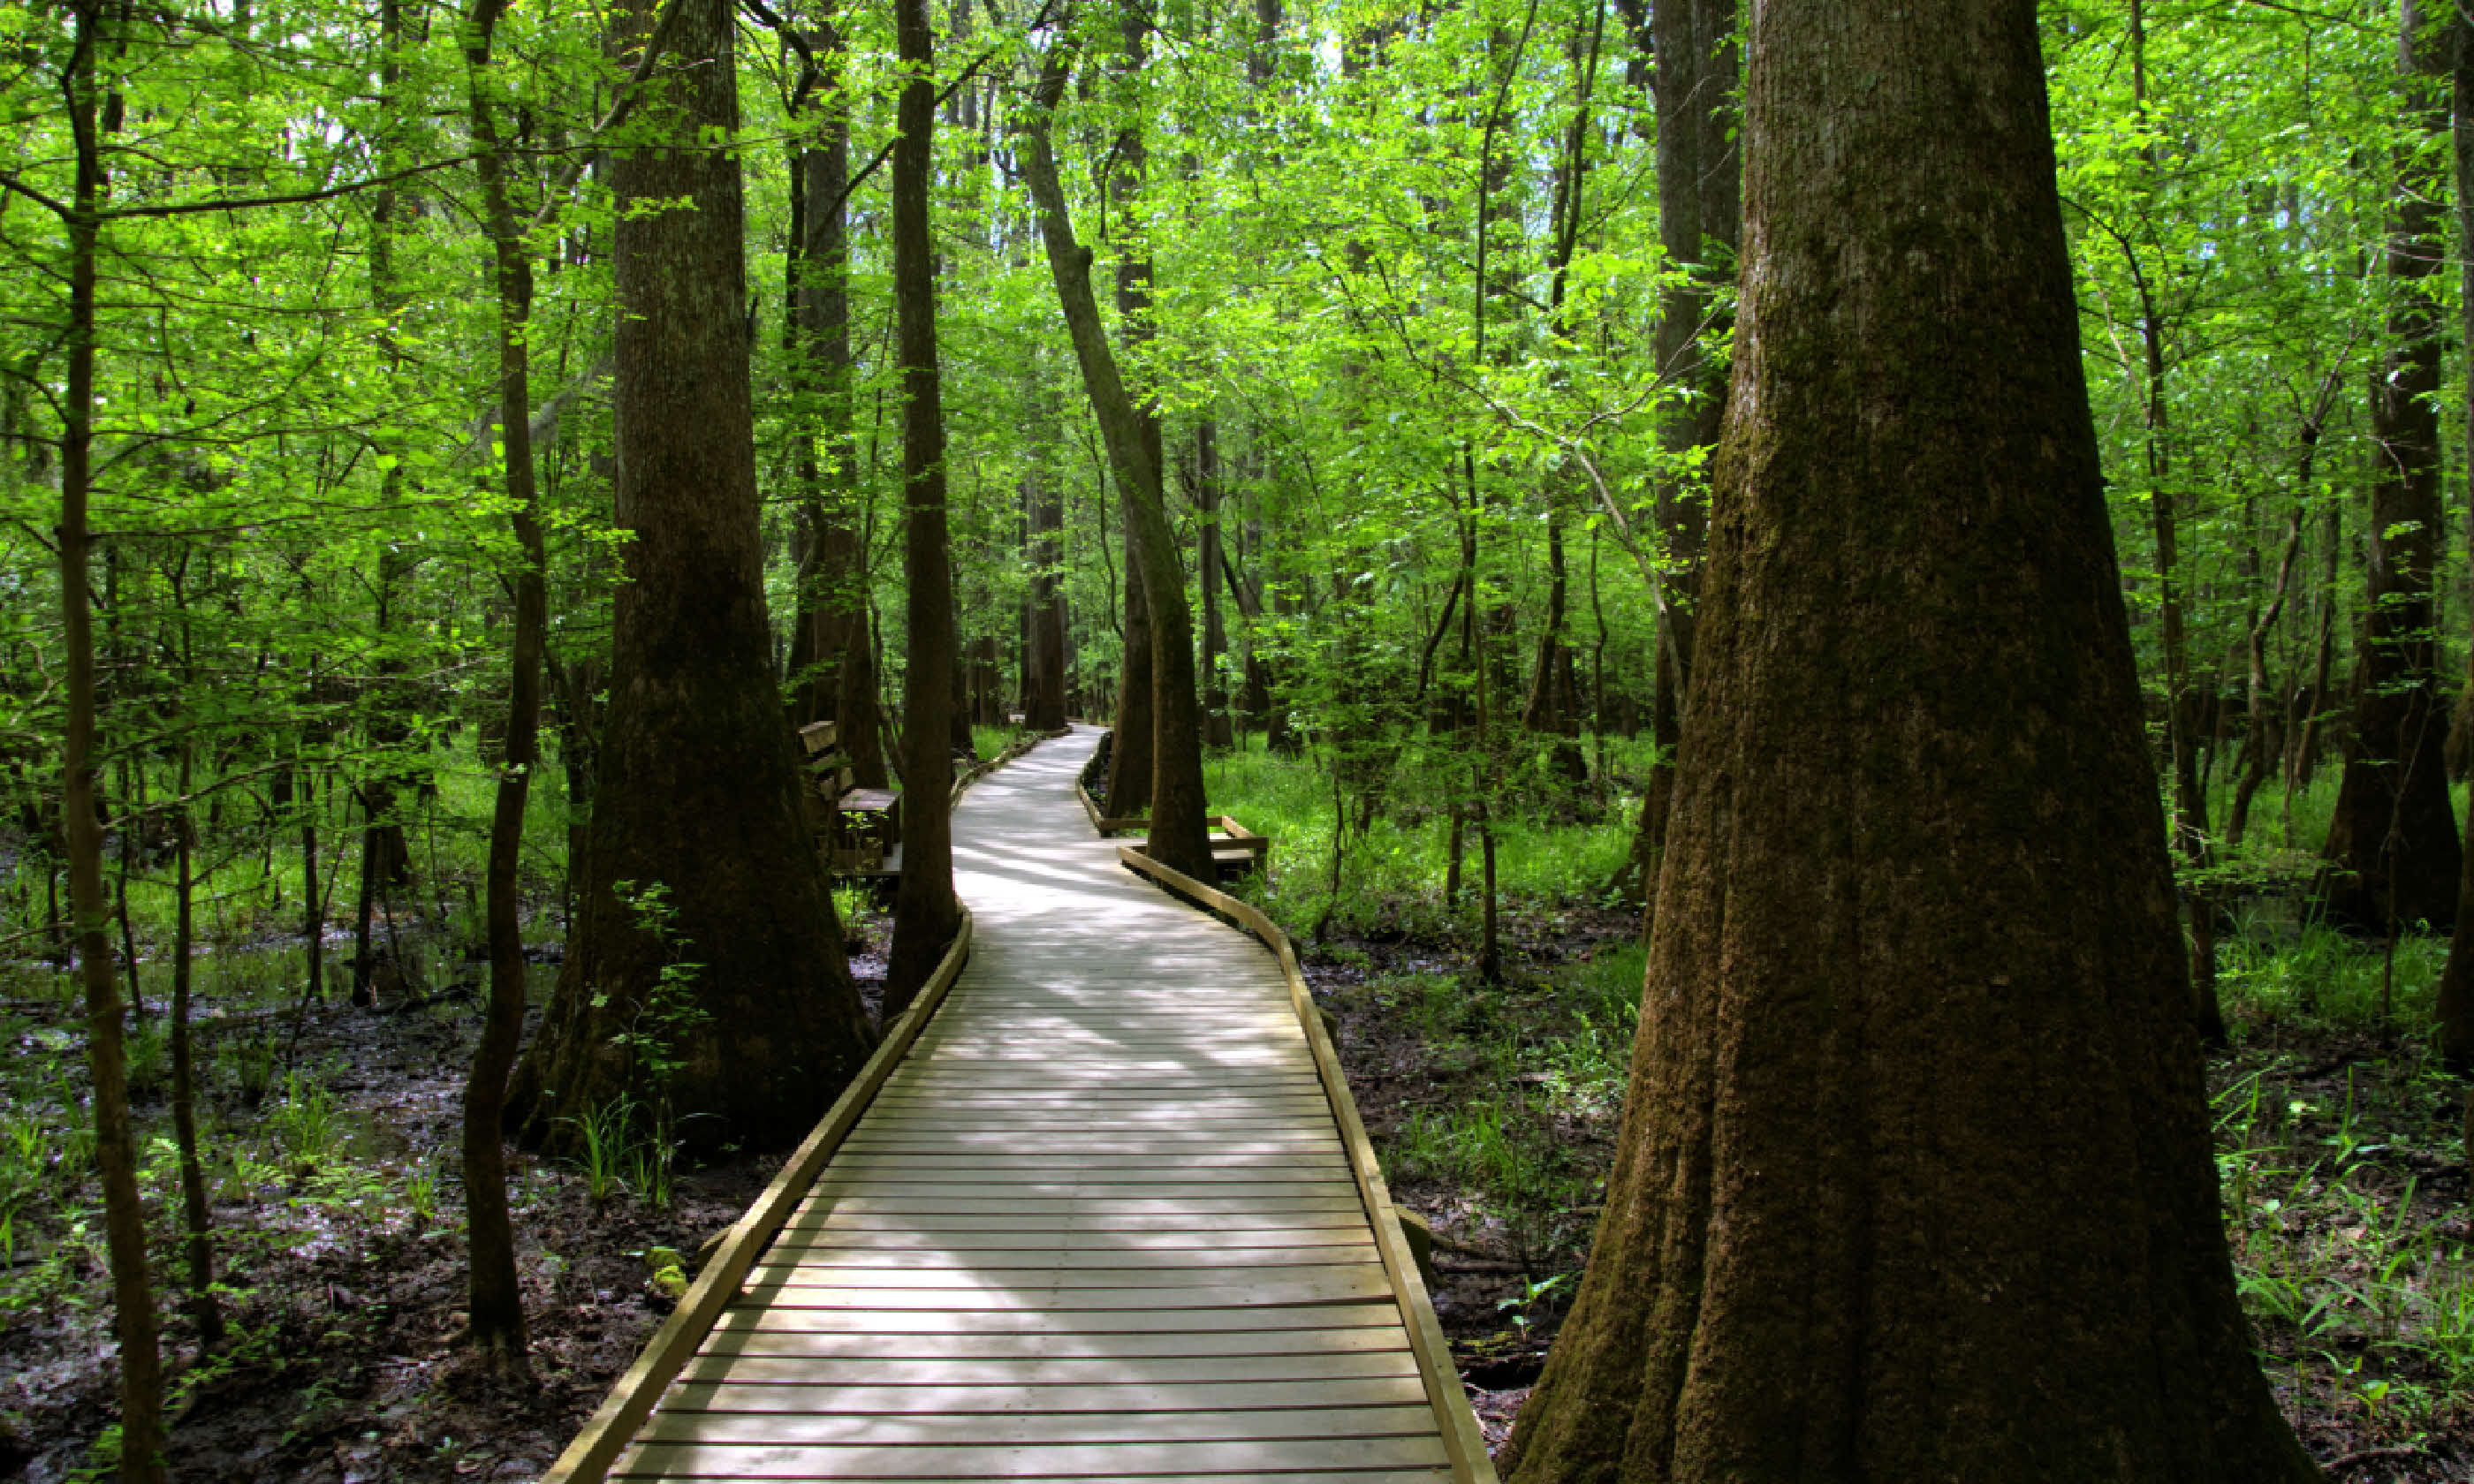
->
[1018, 21, 1213, 879]
[2322, 1, 2461, 936]
[2229, 389, 2331, 846]
[301, 748, 323, 1003]
[1025, 443, 1068, 730]
[57, 7, 165, 1472]
[1197, 420, 1233, 747]
[170, 740, 219, 1345]
[1501, 1, 2320, 1473]
[1106, 537, 1155, 814]
[885, 0, 962, 1011]
[460, 0, 547, 1368]
[2124, 0, 2224, 1042]
[2287, 497, 2342, 815]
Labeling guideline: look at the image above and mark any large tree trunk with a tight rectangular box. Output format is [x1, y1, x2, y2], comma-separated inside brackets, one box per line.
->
[1499, 0, 2319, 1475]
[1019, 19, 1213, 878]
[508, 0, 873, 1154]
[2322, 0, 2462, 936]
[884, 0, 962, 1011]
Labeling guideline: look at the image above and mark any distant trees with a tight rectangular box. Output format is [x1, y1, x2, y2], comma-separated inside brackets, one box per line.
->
[1502, 0, 2320, 1475]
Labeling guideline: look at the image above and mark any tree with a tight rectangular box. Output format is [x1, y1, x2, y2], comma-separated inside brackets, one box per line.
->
[1019, 7, 1214, 881]
[507, 0, 876, 1154]
[884, 0, 964, 1010]
[1499, 0, 2321, 1474]
[2320, 0, 2461, 936]
[1613, 0, 1735, 906]
[458, 0, 554, 1369]
[785, 10, 890, 791]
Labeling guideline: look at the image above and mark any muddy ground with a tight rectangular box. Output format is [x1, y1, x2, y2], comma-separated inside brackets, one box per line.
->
[6, 897, 2470, 1481]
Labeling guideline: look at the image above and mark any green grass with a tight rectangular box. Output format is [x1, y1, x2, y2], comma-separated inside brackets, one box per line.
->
[972, 723, 1022, 764]
[1204, 730, 1657, 940]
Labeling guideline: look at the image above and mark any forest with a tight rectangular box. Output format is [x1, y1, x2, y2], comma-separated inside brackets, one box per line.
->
[4, 0, 2473, 1476]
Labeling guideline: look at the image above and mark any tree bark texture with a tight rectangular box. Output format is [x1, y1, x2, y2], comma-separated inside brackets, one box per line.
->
[2322, 0, 2461, 936]
[1499, 0, 2318, 1476]
[509, 0, 874, 1154]
[885, 0, 962, 1011]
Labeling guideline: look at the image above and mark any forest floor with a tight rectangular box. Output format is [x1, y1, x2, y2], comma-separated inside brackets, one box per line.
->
[0, 911, 908, 1484]
[1299, 892, 2474, 1483]
[5, 880, 2470, 1482]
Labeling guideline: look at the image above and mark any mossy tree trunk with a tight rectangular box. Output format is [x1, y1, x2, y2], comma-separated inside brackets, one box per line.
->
[1499, 0, 2321, 1475]
[508, 0, 874, 1155]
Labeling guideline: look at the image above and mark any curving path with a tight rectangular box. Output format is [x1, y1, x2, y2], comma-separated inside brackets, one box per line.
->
[596, 724, 1488, 1483]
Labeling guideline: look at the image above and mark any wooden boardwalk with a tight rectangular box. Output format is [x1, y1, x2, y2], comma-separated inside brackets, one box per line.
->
[558, 725, 1491, 1483]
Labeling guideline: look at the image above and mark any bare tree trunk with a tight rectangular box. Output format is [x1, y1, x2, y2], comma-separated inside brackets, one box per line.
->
[170, 738, 219, 1346]
[57, 6, 165, 1471]
[1106, 535, 1155, 814]
[885, 0, 962, 1011]
[1197, 420, 1233, 747]
[1025, 447, 1068, 729]
[1019, 16, 1213, 879]
[460, 0, 549, 1367]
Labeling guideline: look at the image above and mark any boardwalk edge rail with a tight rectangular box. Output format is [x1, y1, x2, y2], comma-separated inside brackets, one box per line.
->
[1114, 844, 1503, 1484]
[542, 731, 1060, 1483]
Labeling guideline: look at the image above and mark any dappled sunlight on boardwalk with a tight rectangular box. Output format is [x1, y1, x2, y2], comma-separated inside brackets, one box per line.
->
[599, 724, 1479, 1483]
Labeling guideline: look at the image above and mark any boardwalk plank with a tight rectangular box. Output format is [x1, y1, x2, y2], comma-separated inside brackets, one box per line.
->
[571, 728, 1476, 1484]
[706, 1304, 1410, 1335]
[673, 1353, 1422, 1387]
[664, 1377, 1432, 1414]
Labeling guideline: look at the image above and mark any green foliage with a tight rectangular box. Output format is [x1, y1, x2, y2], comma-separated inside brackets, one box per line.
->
[603, 881, 712, 1092]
